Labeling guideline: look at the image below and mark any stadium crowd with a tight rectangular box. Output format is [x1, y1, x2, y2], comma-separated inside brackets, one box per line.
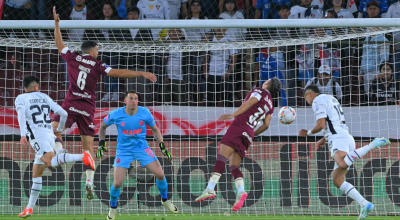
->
[0, 0, 400, 107]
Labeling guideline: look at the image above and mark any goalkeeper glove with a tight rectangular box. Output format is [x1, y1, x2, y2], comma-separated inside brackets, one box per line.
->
[96, 140, 108, 158]
[159, 142, 172, 161]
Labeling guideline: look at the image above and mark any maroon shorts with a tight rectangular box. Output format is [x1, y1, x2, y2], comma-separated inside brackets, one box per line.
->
[53, 100, 95, 136]
[220, 124, 253, 158]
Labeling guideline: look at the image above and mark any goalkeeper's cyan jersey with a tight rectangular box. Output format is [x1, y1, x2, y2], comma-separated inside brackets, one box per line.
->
[312, 94, 350, 141]
[15, 92, 63, 140]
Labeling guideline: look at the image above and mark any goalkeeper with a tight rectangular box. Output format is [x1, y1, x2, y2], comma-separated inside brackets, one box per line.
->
[97, 91, 178, 219]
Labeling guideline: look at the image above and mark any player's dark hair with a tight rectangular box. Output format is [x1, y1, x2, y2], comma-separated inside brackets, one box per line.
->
[23, 75, 40, 88]
[81, 41, 98, 54]
[304, 84, 321, 94]
[124, 90, 138, 98]
[268, 77, 282, 94]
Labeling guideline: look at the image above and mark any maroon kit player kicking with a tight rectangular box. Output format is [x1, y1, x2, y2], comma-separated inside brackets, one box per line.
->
[195, 77, 282, 211]
[51, 6, 157, 200]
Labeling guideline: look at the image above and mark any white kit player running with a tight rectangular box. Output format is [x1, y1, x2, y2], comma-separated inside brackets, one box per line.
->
[299, 84, 391, 220]
[16, 76, 95, 219]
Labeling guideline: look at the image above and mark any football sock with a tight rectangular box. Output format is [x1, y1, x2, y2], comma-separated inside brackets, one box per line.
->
[156, 177, 168, 201]
[206, 154, 227, 190]
[110, 185, 121, 208]
[50, 154, 83, 167]
[206, 173, 221, 190]
[344, 144, 372, 167]
[339, 181, 368, 206]
[54, 138, 63, 155]
[212, 154, 227, 174]
[235, 178, 245, 194]
[86, 169, 94, 184]
[27, 177, 42, 209]
[230, 166, 244, 193]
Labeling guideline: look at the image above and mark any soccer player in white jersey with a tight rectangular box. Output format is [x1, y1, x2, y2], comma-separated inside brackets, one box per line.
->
[299, 84, 391, 220]
[16, 76, 95, 218]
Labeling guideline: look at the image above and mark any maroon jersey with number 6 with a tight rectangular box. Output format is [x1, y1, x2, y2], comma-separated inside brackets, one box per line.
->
[53, 47, 112, 136]
[220, 87, 274, 158]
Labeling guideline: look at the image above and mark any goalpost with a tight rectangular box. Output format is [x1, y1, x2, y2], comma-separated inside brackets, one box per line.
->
[0, 19, 400, 216]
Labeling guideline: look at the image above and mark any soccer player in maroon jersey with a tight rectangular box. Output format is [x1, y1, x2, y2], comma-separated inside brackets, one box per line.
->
[195, 77, 282, 211]
[51, 6, 157, 200]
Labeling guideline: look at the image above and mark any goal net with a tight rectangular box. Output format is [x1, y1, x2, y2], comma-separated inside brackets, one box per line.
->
[1, 18, 400, 217]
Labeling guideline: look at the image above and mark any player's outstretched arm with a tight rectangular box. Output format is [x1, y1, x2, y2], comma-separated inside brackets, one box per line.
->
[53, 108, 68, 133]
[219, 97, 259, 120]
[299, 118, 326, 137]
[107, 69, 157, 82]
[53, 6, 66, 53]
[151, 124, 172, 161]
[96, 121, 109, 158]
[254, 114, 272, 136]
[316, 137, 327, 148]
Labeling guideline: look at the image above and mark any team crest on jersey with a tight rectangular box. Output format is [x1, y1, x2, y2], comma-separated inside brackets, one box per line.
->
[76, 55, 82, 62]
[156, 5, 161, 10]
[139, 121, 144, 126]
[149, 5, 154, 9]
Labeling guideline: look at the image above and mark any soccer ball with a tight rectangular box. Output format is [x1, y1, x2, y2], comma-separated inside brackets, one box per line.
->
[279, 106, 296, 125]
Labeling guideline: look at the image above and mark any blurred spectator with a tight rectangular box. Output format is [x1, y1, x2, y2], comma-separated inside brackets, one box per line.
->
[305, 65, 343, 100]
[359, 25, 389, 93]
[114, 0, 135, 19]
[203, 28, 237, 104]
[167, 0, 188, 19]
[278, 4, 291, 18]
[125, 7, 153, 41]
[2, 0, 32, 21]
[101, 1, 123, 102]
[255, 47, 288, 105]
[185, 0, 212, 42]
[30, 0, 47, 39]
[163, 29, 187, 104]
[220, 0, 249, 18]
[60, 0, 97, 41]
[384, 1, 400, 80]
[255, 0, 291, 19]
[331, 0, 354, 18]
[370, 62, 399, 105]
[296, 43, 315, 86]
[137, 0, 170, 41]
[359, 0, 388, 18]
[289, 0, 323, 19]
[219, 0, 247, 41]
[346, 0, 359, 17]
[192, 0, 219, 18]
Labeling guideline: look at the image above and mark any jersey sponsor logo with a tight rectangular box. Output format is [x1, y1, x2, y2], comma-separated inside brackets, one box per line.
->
[242, 132, 252, 143]
[139, 121, 144, 126]
[121, 122, 125, 126]
[72, 92, 91, 99]
[89, 123, 95, 128]
[78, 65, 91, 73]
[76, 55, 82, 62]
[69, 107, 90, 117]
[122, 128, 143, 135]
[101, 63, 110, 68]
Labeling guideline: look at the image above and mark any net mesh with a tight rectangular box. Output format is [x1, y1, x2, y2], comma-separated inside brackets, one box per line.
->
[1, 3, 400, 216]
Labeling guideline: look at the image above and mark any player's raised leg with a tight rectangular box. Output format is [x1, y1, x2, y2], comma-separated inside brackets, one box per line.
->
[195, 144, 235, 202]
[107, 166, 128, 220]
[82, 135, 96, 200]
[145, 160, 178, 214]
[336, 137, 390, 220]
[229, 152, 247, 211]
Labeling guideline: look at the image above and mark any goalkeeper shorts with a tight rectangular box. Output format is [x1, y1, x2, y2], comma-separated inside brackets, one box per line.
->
[113, 147, 158, 168]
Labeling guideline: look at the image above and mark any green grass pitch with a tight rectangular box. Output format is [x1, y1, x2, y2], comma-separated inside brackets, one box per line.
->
[1, 214, 397, 220]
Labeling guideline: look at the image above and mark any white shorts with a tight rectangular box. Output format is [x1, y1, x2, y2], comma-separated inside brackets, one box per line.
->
[327, 135, 356, 170]
[30, 136, 55, 165]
